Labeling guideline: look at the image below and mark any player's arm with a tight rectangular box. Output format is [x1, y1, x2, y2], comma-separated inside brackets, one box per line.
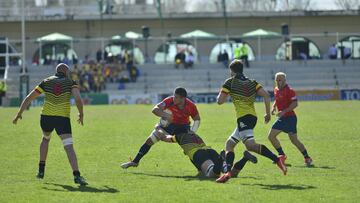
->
[152, 103, 172, 122]
[217, 91, 228, 105]
[190, 114, 200, 133]
[257, 87, 271, 124]
[278, 100, 298, 117]
[71, 87, 84, 125]
[218, 79, 231, 105]
[271, 100, 277, 115]
[13, 89, 41, 124]
[155, 126, 176, 143]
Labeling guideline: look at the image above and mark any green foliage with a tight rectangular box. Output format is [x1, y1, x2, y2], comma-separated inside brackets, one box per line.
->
[1, 101, 360, 202]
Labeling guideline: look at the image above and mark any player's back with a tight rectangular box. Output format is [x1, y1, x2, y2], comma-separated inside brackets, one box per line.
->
[175, 132, 207, 158]
[36, 73, 77, 118]
[223, 74, 262, 118]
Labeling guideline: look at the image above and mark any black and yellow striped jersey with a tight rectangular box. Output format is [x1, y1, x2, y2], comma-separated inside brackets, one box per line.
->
[221, 74, 262, 118]
[172, 132, 210, 160]
[35, 73, 78, 118]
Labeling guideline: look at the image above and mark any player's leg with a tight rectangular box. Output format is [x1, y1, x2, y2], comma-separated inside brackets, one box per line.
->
[268, 128, 285, 156]
[269, 117, 287, 156]
[56, 117, 87, 185]
[244, 139, 287, 175]
[37, 115, 54, 179]
[288, 133, 313, 166]
[223, 127, 239, 172]
[121, 129, 158, 169]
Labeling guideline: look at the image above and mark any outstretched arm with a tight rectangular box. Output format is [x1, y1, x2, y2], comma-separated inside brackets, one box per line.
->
[72, 88, 84, 125]
[13, 90, 41, 124]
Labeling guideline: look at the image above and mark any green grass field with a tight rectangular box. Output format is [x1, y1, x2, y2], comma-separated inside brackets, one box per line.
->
[1, 101, 360, 202]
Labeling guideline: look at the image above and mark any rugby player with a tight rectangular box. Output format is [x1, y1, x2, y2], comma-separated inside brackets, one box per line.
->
[267, 72, 313, 167]
[158, 127, 257, 178]
[12, 63, 88, 186]
[216, 59, 287, 183]
[121, 87, 201, 169]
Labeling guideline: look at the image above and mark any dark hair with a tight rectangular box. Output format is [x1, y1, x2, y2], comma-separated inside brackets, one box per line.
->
[229, 59, 243, 74]
[174, 87, 187, 98]
[56, 63, 69, 74]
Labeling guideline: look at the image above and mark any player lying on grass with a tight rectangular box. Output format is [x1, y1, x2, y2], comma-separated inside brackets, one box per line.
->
[156, 127, 257, 179]
[121, 87, 201, 169]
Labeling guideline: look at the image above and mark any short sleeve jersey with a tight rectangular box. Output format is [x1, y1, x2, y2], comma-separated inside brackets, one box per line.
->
[274, 85, 297, 117]
[35, 73, 78, 118]
[221, 74, 262, 118]
[158, 96, 199, 125]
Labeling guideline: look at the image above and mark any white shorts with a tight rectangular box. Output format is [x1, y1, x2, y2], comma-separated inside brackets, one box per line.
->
[229, 127, 254, 143]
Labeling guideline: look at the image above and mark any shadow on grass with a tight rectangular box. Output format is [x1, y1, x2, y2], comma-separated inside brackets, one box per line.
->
[293, 165, 336, 169]
[241, 183, 316, 190]
[43, 183, 119, 193]
[127, 171, 213, 182]
[127, 171, 262, 182]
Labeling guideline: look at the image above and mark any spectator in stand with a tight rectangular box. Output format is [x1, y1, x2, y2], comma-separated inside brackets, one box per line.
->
[185, 51, 194, 69]
[240, 43, 250, 68]
[129, 65, 139, 82]
[222, 50, 229, 68]
[0, 80, 7, 106]
[344, 47, 351, 59]
[234, 45, 241, 60]
[96, 49, 103, 63]
[72, 54, 78, 65]
[328, 44, 337, 59]
[174, 50, 186, 69]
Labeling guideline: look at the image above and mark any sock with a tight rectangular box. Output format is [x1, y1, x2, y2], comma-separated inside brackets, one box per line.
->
[302, 150, 310, 158]
[259, 144, 278, 163]
[225, 151, 235, 172]
[133, 143, 152, 163]
[276, 147, 285, 156]
[233, 157, 248, 171]
[212, 156, 224, 175]
[73, 170, 80, 177]
[39, 161, 45, 173]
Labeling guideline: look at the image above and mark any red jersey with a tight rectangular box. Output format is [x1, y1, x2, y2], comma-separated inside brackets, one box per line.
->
[158, 96, 199, 125]
[274, 85, 297, 117]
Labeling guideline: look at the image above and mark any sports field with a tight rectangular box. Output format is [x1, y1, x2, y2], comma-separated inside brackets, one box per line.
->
[1, 101, 359, 202]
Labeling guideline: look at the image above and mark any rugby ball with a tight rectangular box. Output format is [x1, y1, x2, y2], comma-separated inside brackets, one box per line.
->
[160, 109, 172, 127]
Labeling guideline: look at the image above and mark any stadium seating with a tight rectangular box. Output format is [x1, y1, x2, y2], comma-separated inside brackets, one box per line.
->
[4, 60, 360, 99]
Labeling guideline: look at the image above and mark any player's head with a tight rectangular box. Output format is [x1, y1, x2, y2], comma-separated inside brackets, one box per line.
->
[275, 72, 287, 88]
[173, 87, 187, 105]
[229, 59, 243, 75]
[56, 63, 70, 76]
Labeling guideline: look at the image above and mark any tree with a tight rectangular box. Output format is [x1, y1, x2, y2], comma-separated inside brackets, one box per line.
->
[334, 0, 360, 10]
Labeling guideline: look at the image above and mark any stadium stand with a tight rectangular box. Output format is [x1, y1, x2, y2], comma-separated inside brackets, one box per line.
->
[4, 60, 360, 101]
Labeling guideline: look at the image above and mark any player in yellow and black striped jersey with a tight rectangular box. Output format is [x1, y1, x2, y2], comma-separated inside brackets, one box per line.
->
[12, 63, 88, 186]
[215, 59, 287, 183]
[157, 127, 257, 179]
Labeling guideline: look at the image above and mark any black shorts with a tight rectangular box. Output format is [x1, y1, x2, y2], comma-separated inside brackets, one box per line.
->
[193, 148, 220, 169]
[237, 114, 257, 132]
[40, 115, 72, 135]
[162, 123, 190, 135]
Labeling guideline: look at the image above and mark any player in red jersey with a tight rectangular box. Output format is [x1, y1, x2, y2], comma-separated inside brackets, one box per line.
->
[268, 72, 313, 167]
[121, 87, 201, 169]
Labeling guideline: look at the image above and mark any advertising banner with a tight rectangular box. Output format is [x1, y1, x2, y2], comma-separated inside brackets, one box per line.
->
[109, 93, 159, 105]
[341, 89, 360, 100]
[296, 90, 340, 101]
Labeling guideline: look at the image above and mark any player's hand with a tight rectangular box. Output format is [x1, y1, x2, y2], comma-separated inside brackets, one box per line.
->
[271, 108, 276, 115]
[77, 113, 84, 126]
[264, 113, 271, 124]
[12, 113, 22, 125]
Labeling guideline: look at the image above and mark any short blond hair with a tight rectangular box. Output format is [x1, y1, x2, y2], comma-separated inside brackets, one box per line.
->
[275, 72, 286, 79]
